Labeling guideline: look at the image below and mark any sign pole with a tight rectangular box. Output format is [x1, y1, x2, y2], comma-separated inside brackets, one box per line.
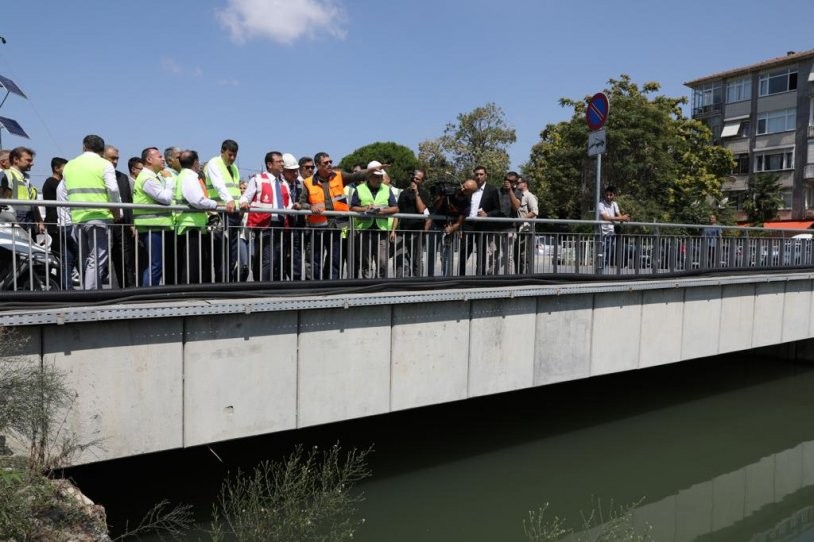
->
[595, 153, 601, 222]
[586, 92, 609, 270]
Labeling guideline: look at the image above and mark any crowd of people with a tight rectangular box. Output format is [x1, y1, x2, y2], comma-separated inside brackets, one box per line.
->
[0, 135, 544, 289]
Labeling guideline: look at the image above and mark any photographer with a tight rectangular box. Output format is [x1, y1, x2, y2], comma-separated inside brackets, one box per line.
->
[426, 179, 477, 276]
[394, 169, 430, 277]
[498, 171, 522, 274]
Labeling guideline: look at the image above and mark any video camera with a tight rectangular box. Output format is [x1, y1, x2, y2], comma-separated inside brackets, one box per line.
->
[431, 181, 459, 198]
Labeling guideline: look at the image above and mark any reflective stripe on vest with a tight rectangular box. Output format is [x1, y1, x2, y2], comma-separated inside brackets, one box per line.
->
[303, 173, 349, 226]
[133, 171, 174, 229]
[62, 152, 114, 223]
[6, 169, 35, 201]
[174, 169, 208, 235]
[204, 156, 240, 201]
[353, 182, 392, 230]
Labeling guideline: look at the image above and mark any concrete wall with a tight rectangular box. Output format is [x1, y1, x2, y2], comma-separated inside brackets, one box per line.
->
[9, 277, 814, 465]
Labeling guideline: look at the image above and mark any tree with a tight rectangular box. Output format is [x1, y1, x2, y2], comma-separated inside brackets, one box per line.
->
[339, 141, 419, 189]
[742, 172, 783, 225]
[419, 102, 516, 185]
[523, 75, 734, 223]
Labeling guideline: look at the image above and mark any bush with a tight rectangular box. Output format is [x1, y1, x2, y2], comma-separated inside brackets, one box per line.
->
[524, 498, 653, 542]
[210, 443, 373, 542]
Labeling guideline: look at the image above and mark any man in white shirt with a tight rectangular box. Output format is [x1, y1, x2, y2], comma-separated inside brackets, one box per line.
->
[240, 151, 293, 281]
[55, 179, 78, 289]
[204, 139, 241, 282]
[175, 150, 218, 284]
[515, 176, 539, 274]
[597, 185, 630, 270]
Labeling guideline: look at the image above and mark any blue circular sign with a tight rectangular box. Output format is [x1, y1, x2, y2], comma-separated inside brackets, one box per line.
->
[586, 92, 609, 131]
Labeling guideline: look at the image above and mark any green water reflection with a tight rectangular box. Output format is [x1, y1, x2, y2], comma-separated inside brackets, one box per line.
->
[353, 354, 814, 541]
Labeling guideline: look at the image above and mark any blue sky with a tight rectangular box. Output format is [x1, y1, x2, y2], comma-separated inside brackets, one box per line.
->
[1, 0, 812, 187]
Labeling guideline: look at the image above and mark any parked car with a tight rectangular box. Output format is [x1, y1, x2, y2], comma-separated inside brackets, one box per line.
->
[535, 235, 556, 258]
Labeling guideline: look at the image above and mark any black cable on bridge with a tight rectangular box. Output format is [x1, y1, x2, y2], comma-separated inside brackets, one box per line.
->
[0, 267, 800, 311]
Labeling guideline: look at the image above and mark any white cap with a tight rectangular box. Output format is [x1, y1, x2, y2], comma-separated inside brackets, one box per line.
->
[282, 153, 299, 170]
[367, 160, 385, 176]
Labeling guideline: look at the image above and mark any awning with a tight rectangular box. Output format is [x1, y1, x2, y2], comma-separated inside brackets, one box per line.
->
[720, 121, 741, 138]
[763, 220, 814, 230]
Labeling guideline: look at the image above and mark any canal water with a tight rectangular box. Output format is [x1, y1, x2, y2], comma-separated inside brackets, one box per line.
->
[67, 351, 814, 541]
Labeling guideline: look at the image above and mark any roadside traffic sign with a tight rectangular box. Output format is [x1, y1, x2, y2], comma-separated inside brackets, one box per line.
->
[587, 128, 606, 157]
[586, 92, 609, 131]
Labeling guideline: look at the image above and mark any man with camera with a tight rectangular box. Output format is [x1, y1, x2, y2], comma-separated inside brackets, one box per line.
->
[497, 171, 522, 274]
[393, 169, 430, 277]
[427, 179, 477, 277]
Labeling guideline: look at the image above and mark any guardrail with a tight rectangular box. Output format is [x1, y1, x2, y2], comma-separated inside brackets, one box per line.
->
[1, 198, 813, 291]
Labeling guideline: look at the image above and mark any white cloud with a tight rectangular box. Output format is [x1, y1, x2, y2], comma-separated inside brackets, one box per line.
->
[215, 0, 346, 45]
[218, 79, 241, 87]
[161, 57, 203, 78]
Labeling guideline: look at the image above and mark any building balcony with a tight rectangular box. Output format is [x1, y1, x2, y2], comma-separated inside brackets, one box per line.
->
[691, 103, 722, 118]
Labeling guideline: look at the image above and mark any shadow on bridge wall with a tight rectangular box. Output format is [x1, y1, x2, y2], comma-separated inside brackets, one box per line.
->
[5, 275, 814, 465]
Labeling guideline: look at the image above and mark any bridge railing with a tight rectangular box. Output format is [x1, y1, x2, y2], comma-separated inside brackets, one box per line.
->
[2, 198, 812, 291]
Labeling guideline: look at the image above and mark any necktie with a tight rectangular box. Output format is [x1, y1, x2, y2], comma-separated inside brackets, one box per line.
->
[275, 178, 284, 222]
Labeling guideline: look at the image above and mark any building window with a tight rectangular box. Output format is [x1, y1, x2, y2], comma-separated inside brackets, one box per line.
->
[755, 149, 794, 172]
[727, 191, 747, 210]
[732, 153, 749, 175]
[739, 120, 751, 138]
[726, 77, 752, 103]
[692, 82, 722, 115]
[758, 68, 798, 96]
[756, 108, 796, 135]
[781, 190, 793, 209]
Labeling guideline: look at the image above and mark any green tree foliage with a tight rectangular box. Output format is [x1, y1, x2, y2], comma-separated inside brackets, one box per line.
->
[419, 102, 516, 185]
[523, 75, 734, 223]
[338, 141, 419, 188]
[742, 172, 783, 225]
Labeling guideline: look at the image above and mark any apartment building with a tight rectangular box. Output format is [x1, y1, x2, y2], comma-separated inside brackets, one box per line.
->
[685, 50, 814, 220]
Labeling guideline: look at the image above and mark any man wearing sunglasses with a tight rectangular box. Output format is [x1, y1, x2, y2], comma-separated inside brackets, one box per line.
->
[298, 153, 370, 280]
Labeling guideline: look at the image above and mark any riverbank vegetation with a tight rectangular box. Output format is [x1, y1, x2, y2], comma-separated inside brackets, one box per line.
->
[210, 443, 373, 542]
[0, 328, 109, 541]
[523, 499, 653, 542]
[1, 328, 374, 541]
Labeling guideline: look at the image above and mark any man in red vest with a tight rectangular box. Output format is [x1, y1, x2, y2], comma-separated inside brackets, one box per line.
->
[240, 151, 292, 281]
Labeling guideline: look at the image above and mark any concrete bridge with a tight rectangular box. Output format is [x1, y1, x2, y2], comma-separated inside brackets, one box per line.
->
[4, 271, 814, 465]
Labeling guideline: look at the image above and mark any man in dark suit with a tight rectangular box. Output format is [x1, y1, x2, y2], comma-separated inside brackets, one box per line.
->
[459, 165, 504, 276]
[103, 145, 137, 288]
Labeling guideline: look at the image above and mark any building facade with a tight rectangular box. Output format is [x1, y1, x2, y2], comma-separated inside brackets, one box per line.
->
[685, 50, 814, 220]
